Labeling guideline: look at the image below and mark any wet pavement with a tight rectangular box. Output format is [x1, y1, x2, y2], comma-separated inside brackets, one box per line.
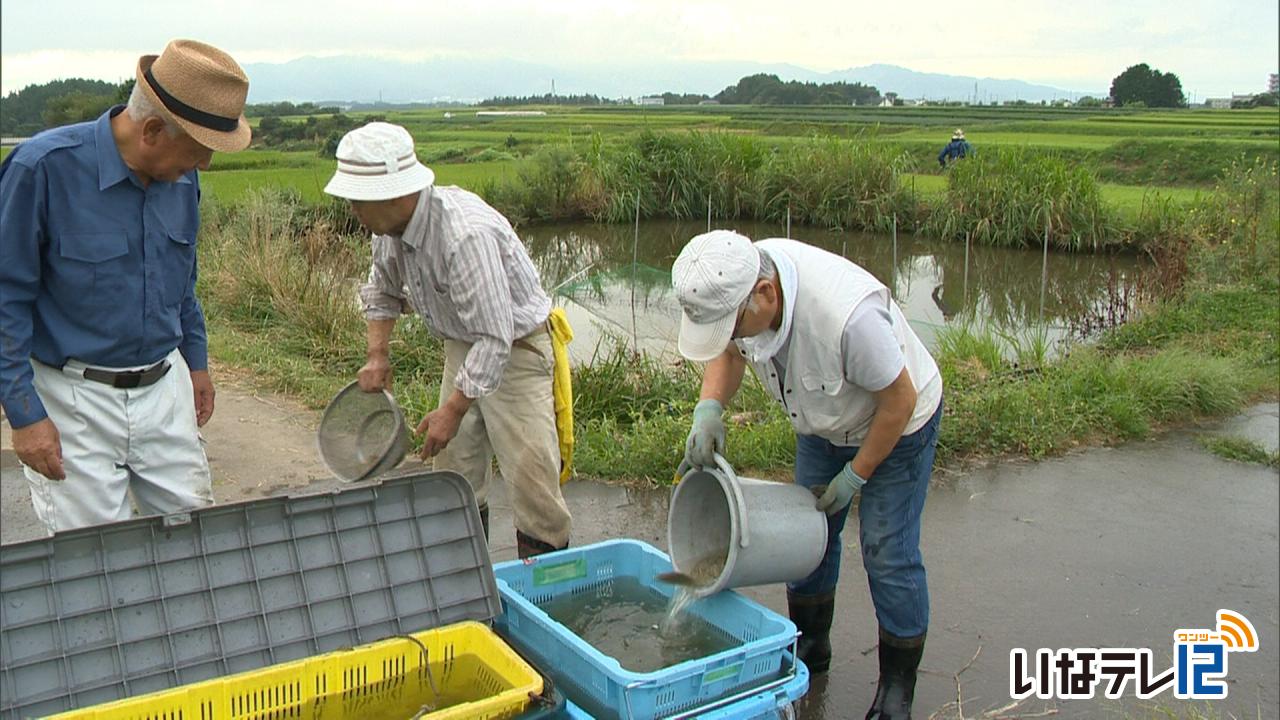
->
[493, 408, 1280, 720]
[3, 405, 1277, 719]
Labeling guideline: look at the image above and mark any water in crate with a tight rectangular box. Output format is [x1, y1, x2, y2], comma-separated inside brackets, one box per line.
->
[538, 577, 738, 673]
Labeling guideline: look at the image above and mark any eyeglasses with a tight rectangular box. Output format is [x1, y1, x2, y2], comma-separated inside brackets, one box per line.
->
[730, 290, 755, 339]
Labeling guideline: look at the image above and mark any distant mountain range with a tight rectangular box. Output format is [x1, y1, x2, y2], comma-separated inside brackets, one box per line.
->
[241, 57, 1102, 105]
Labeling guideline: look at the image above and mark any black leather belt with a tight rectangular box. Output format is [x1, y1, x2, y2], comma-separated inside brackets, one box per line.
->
[82, 360, 171, 389]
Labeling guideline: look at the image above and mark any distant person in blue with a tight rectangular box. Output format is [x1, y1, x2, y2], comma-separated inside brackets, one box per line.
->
[0, 39, 251, 534]
[937, 128, 973, 167]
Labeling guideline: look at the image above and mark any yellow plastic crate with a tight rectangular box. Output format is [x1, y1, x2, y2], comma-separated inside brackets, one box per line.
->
[49, 621, 542, 720]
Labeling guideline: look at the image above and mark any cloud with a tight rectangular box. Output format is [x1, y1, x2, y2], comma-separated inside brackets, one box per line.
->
[2, 0, 1275, 97]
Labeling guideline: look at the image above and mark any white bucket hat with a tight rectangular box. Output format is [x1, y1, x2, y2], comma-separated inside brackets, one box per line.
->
[672, 230, 760, 362]
[324, 122, 434, 201]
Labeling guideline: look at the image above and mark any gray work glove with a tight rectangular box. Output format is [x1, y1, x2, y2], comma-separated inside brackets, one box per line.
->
[684, 399, 726, 469]
[816, 464, 866, 515]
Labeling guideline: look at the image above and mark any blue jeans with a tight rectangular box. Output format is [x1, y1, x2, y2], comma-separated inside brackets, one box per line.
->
[788, 400, 942, 638]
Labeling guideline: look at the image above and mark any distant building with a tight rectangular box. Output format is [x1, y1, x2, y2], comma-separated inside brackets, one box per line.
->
[697, 99, 720, 105]
[1206, 97, 1232, 109]
[878, 92, 899, 107]
[1269, 73, 1279, 94]
[638, 97, 665, 106]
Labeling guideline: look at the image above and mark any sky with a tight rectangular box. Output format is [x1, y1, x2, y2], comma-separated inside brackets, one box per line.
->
[2, 0, 1277, 100]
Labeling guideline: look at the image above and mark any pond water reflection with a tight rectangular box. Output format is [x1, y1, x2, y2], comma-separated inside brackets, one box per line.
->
[520, 219, 1146, 364]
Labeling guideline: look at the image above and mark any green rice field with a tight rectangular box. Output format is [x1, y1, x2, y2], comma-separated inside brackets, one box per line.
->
[194, 104, 1276, 205]
[4, 105, 1276, 207]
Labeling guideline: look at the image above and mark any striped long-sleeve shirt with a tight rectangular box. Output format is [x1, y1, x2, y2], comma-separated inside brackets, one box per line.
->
[360, 186, 551, 399]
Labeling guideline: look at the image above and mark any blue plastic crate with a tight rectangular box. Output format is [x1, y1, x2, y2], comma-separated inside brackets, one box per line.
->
[493, 540, 799, 720]
[561, 654, 808, 719]
[697, 654, 808, 719]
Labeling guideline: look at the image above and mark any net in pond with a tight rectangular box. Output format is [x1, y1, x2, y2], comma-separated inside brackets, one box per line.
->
[554, 264, 684, 359]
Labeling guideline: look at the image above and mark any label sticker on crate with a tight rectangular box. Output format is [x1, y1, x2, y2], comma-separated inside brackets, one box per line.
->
[533, 558, 587, 586]
[702, 663, 743, 686]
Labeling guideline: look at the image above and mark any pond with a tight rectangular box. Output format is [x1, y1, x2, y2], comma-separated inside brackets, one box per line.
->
[520, 219, 1148, 365]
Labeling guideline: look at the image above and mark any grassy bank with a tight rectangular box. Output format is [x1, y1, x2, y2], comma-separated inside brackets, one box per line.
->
[196, 155, 1277, 481]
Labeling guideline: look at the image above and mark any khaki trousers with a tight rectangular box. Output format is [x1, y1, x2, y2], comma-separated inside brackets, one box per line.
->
[433, 332, 572, 547]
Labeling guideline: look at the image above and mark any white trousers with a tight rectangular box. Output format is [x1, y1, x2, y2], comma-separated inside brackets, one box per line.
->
[23, 349, 212, 534]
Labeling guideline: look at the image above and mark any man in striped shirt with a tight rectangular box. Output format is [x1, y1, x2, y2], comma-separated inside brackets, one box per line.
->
[324, 122, 571, 558]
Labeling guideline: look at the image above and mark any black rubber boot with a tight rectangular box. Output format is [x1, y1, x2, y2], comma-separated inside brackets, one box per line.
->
[865, 627, 926, 720]
[478, 504, 490, 542]
[786, 590, 835, 674]
[516, 530, 565, 559]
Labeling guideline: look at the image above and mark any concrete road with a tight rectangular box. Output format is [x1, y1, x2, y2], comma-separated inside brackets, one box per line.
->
[3, 401, 1276, 719]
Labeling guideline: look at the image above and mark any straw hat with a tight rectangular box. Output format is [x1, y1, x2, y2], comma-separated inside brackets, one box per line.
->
[324, 122, 435, 201]
[952, 128, 965, 140]
[135, 39, 251, 152]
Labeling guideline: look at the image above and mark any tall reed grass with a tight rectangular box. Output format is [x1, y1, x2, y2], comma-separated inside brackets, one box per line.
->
[923, 148, 1115, 250]
[199, 189, 444, 404]
[482, 131, 913, 234]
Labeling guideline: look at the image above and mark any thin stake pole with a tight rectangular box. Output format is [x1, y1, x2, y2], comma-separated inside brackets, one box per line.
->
[963, 232, 971, 312]
[707, 194, 712, 232]
[632, 191, 640, 353]
[786, 205, 791, 239]
[1040, 208, 1050, 325]
[891, 214, 898, 299]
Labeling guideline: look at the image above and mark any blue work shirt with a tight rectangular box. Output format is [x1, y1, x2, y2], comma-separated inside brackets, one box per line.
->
[0, 106, 207, 428]
[938, 139, 973, 166]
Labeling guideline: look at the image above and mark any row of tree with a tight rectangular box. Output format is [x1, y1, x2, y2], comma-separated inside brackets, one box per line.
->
[256, 113, 387, 156]
[1, 79, 347, 136]
[246, 101, 342, 117]
[480, 93, 620, 106]
[713, 74, 881, 105]
[1, 79, 129, 136]
[1109, 64, 1185, 108]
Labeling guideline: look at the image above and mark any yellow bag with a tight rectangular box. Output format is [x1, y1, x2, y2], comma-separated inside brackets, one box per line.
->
[548, 308, 574, 484]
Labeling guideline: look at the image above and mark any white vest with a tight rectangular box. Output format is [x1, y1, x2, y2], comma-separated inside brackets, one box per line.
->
[742, 239, 942, 446]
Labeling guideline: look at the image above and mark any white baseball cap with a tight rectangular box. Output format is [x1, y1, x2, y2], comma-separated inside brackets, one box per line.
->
[324, 122, 435, 201]
[672, 230, 760, 362]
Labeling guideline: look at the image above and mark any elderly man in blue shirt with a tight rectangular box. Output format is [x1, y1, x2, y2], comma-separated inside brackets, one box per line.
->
[0, 39, 251, 534]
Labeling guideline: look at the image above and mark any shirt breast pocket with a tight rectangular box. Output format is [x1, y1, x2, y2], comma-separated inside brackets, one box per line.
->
[54, 232, 131, 313]
[798, 371, 850, 431]
[163, 231, 197, 306]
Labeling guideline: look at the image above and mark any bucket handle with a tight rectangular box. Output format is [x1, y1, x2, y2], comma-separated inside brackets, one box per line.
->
[713, 453, 750, 549]
[674, 455, 751, 549]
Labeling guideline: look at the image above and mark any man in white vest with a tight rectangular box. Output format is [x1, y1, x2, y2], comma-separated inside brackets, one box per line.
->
[674, 230, 943, 720]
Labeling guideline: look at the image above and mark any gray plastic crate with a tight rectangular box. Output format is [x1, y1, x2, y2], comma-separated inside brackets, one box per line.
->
[0, 470, 497, 720]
